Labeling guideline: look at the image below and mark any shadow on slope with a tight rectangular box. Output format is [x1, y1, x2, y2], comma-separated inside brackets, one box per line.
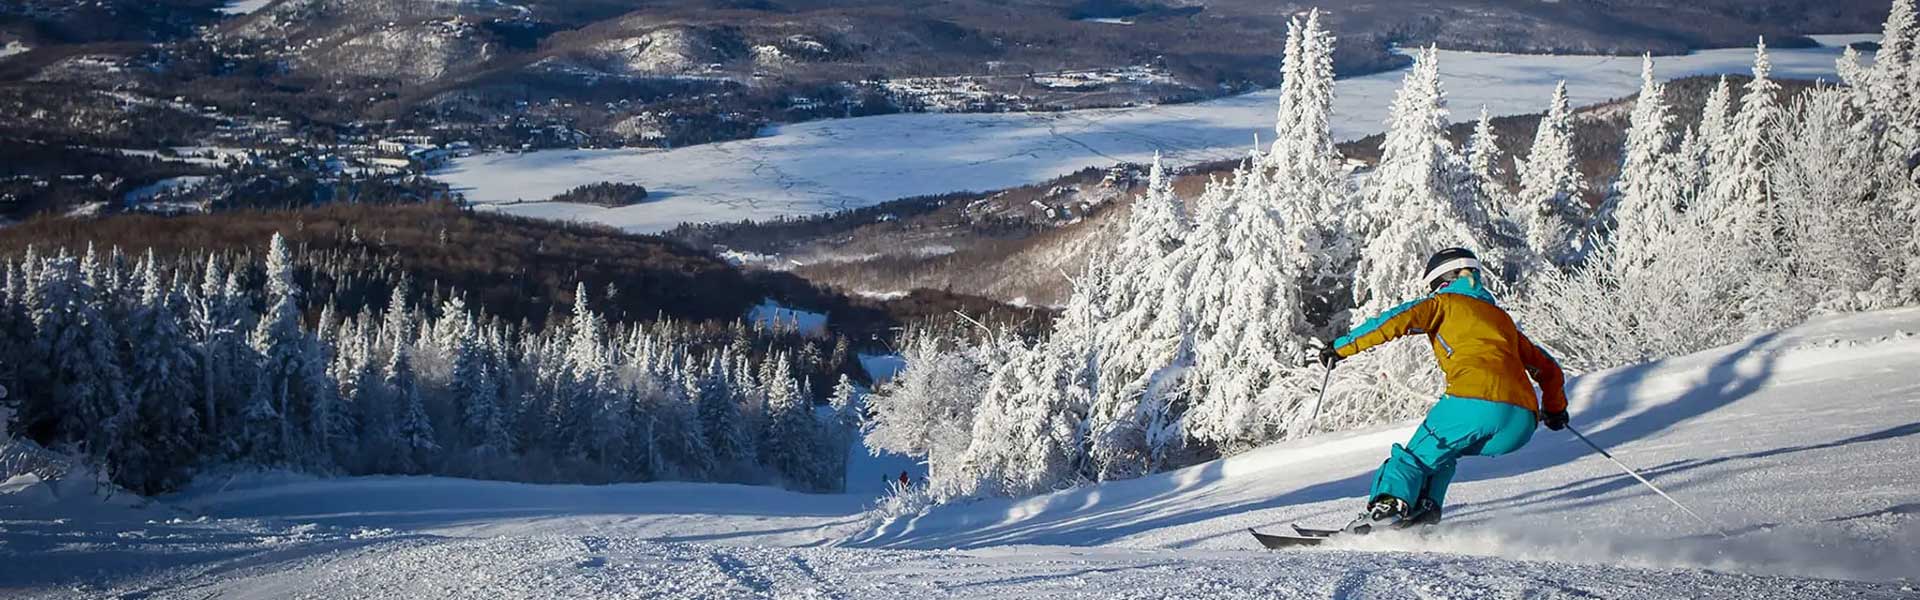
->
[858, 330, 1793, 550]
[174, 475, 872, 532]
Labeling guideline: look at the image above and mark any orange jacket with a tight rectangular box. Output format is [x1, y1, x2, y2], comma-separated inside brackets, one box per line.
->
[1332, 279, 1567, 416]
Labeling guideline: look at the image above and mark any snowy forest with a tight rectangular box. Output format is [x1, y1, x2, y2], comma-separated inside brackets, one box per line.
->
[865, 4, 1920, 505]
[0, 233, 865, 494]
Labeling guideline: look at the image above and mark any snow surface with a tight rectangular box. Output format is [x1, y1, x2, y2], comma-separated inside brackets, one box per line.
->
[122, 176, 207, 205]
[437, 39, 1870, 233]
[857, 352, 908, 383]
[6, 309, 1920, 598]
[217, 0, 274, 15]
[745, 299, 828, 336]
[217, 0, 274, 14]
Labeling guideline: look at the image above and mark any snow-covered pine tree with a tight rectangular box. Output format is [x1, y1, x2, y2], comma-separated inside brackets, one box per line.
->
[381, 276, 415, 354]
[1341, 46, 1478, 424]
[187, 254, 253, 455]
[760, 354, 821, 489]
[1268, 13, 1307, 167]
[863, 331, 987, 487]
[1695, 76, 1737, 200]
[1186, 154, 1312, 453]
[696, 352, 753, 478]
[1274, 10, 1355, 336]
[1354, 46, 1476, 316]
[338, 316, 391, 472]
[115, 251, 203, 492]
[1840, 0, 1920, 301]
[1607, 54, 1679, 279]
[827, 373, 860, 431]
[450, 301, 510, 465]
[1038, 251, 1105, 480]
[1466, 106, 1511, 222]
[1865, 0, 1920, 151]
[657, 354, 715, 480]
[1088, 155, 1192, 479]
[387, 346, 436, 474]
[1716, 40, 1793, 327]
[18, 252, 131, 461]
[1516, 81, 1586, 268]
[251, 233, 332, 467]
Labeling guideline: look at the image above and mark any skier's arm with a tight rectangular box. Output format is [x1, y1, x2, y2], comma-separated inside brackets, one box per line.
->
[1331, 297, 1441, 358]
[1518, 332, 1568, 414]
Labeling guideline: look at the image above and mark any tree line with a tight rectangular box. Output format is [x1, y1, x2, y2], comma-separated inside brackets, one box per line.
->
[0, 234, 863, 494]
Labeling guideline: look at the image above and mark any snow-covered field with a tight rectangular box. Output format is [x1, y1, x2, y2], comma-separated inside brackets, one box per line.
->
[745, 299, 829, 337]
[217, 0, 274, 15]
[436, 36, 1876, 233]
[5, 308, 1919, 597]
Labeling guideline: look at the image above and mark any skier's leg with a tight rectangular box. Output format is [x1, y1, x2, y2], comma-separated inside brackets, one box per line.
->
[1472, 400, 1539, 457]
[1368, 397, 1480, 507]
[1396, 396, 1522, 519]
[1418, 459, 1457, 510]
[1408, 398, 1536, 523]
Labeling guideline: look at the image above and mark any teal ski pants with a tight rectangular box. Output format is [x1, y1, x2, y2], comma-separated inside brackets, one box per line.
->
[1368, 395, 1538, 509]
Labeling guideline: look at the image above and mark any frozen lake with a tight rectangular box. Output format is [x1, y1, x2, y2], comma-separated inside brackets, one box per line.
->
[436, 35, 1877, 234]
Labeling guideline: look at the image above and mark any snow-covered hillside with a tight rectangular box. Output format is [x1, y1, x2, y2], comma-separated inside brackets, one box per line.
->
[4, 309, 1918, 598]
[435, 35, 1874, 233]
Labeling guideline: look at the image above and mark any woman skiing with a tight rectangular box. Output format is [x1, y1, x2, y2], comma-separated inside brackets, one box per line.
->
[1319, 248, 1570, 533]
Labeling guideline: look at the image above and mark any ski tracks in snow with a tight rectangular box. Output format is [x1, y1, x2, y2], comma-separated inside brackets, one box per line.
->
[37, 535, 1912, 599]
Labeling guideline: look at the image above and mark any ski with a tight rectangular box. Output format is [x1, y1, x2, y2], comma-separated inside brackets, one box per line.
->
[1250, 528, 1328, 549]
[1290, 524, 1343, 538]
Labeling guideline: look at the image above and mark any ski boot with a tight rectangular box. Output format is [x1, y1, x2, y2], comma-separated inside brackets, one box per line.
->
[1342, 496, 1409, 535]
[1403, 498, 1442, 528]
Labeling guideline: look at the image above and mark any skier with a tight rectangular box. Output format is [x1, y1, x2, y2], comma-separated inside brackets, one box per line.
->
[1318, 248, 1569, 533]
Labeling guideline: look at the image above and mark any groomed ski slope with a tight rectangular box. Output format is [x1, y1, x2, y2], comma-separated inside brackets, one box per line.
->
[6, 309, 1920, 598]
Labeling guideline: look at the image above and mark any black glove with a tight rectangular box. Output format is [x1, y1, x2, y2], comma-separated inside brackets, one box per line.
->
[1316, 346, 1343, 369]
[1542, 410, 1569, 431]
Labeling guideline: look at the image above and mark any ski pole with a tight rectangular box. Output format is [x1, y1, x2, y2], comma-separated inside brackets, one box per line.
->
[1565, 424, 1726, 538]
[1299, 363, 1334, 437]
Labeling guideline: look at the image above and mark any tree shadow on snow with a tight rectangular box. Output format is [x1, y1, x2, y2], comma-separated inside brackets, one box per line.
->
[1443, 331, 1789, 523]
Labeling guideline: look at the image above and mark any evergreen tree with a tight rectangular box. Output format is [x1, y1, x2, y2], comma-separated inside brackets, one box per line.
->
[827, 373, 861, 431]
[1718, 40, 1792, 326]
[657, 357, 714, 480]
[381, 277, 415, 353]
[760, 355, 821, 489]
[19, 253, 131, 458]
[1089, 155, 1192, 478]
[451, 304, 509, 460]
[115, 251, 202, 492]
[1608, 55, 1679, 278]
[1186, 157, 1311, 453]
[1344, 46, 1477, 420]
[1355, 46, 1477, 315]
[1516, 81, 1586, 267]
[1466, 105, 1511, 222]
[250, 233, 331, 467]
[696, 353, 753, 478]
[388, 347, 436, 473]
[1695, 76, 1737, 199]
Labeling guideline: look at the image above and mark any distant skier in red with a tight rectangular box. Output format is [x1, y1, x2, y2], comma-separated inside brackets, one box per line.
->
[1319, 248, 1571, 533]
[899, 471, 911, 488]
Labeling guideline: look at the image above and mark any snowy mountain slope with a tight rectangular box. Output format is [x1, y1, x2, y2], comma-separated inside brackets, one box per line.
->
[5, 309, 1919, 598]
